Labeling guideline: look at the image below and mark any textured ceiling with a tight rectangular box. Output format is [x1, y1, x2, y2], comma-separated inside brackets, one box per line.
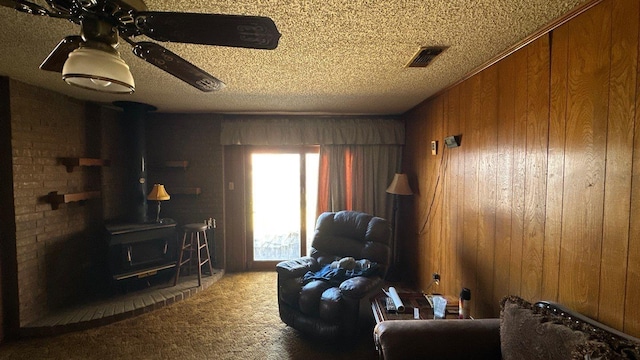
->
[0, 0, 589, 115]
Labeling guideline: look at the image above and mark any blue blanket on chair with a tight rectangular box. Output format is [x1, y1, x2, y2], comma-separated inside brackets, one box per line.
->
[302, 262, 378, 286]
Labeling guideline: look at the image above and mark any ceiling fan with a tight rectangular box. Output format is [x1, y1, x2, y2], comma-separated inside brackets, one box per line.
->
[0, 0, 281, 93]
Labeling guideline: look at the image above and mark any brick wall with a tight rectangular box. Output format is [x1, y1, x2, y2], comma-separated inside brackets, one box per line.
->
[8, 80, 123, 325]
[2, 79, 225, 330]
[100, 107, 129, 221]
[146, 113, 225, 267]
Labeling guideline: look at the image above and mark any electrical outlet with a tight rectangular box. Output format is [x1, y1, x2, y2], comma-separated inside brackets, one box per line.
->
[423, 272, 441, 294]
[432, 272, 440, 285]
[431, 140, 437, 155]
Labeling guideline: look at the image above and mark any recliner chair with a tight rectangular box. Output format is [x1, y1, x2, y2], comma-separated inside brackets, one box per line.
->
[276, 210, 391, 341]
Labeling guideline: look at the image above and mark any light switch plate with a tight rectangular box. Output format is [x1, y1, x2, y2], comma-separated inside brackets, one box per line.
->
[431, 140, 437, 155]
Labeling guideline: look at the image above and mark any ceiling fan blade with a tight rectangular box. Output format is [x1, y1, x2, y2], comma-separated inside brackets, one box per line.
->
[3, 0, 51, 15]
[39, 35, 82, 72]
[135, 12, 281, 50]
[132, 41, 225, 92]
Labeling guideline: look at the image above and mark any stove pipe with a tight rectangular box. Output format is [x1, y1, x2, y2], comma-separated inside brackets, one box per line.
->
[113, 101, 157, 224]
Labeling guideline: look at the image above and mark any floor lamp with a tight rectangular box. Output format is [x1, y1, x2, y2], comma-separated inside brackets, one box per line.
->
[386, 173, 413, 279]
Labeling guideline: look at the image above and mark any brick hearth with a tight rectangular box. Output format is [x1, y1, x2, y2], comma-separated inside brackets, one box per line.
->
[21, 270, 223, 337]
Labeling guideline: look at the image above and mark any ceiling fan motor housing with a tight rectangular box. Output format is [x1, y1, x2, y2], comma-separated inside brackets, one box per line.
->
[80, 17, 119, 45]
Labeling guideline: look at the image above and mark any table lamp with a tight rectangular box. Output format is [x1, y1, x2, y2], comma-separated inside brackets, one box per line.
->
[147, 184, 170, 223]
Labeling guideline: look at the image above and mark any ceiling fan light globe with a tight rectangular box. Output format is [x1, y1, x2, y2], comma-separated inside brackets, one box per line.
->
[62, 47, 135, 94]
[90, 79, 113, 87]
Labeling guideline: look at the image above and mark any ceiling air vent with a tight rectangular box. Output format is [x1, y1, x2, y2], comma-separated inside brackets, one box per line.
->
[405, 46, 448, 68]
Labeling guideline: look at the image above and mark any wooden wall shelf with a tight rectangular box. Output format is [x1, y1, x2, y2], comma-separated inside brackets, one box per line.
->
[62, 158, 110, 173]
[47, 191, 101, 210]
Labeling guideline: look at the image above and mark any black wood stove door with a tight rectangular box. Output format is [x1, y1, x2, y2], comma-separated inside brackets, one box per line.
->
[105, 219, 178, 281]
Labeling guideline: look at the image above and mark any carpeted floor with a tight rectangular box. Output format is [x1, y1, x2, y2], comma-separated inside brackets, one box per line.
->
[0, 272, 379, 359]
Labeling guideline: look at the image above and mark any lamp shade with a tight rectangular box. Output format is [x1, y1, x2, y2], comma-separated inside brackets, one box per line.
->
[62, 46, 135, 94]
[386, 173, 413, 195]
[147, 184, 170, 201]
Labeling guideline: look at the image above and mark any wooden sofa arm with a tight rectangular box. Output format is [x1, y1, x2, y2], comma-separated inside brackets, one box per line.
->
[373, 318, 502, 360]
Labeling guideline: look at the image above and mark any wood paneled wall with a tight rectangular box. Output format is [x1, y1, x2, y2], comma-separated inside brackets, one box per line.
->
[401, 0, 640, 336]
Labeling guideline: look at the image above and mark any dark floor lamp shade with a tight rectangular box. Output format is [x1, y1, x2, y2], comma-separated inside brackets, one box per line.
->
[386, 173, 413, 196]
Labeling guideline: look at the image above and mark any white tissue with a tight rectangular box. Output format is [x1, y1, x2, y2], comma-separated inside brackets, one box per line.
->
[432, 295, 447, 319]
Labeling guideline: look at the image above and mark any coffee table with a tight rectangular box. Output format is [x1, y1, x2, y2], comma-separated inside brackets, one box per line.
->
[371, 291, 460, 324]
[371, 290, 434, 323]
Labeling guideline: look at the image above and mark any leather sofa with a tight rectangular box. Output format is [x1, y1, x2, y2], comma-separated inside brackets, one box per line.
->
[373, 295, 640, 360]
[276, 210, 391, 341]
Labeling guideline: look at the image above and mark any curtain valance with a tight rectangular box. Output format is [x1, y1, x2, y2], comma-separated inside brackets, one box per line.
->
[220, 116, 404, 145]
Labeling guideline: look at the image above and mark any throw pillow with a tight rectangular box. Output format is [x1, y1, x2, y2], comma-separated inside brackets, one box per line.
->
[501, 296, 640, 359]
[500, 295, 590, 360]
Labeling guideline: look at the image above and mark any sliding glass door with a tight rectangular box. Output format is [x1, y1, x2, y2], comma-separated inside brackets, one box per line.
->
[248, 147, 318, 269]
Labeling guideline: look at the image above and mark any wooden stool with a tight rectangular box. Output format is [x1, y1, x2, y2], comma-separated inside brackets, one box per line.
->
[174, 223, 214, 287]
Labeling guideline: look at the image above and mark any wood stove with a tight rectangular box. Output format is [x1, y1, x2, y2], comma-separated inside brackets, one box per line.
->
[105, 219, 177, 281]
[104, 102, 180, 285]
